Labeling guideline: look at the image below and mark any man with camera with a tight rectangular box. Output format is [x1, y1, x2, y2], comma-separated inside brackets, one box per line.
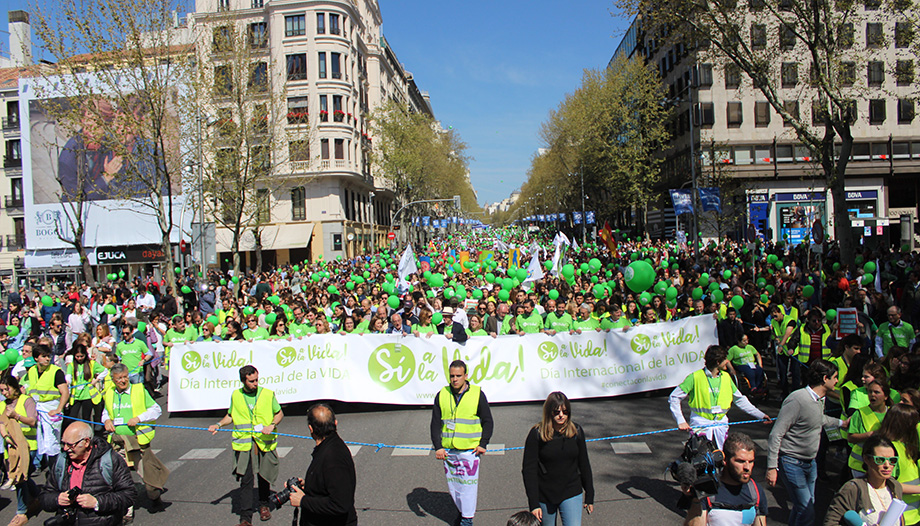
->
[286, 403, 357, 526]
[682, 432, 768, 526]
[208, 365, 284, 526]
[669, 345, 771, 448]
[38, 421, 137, 526]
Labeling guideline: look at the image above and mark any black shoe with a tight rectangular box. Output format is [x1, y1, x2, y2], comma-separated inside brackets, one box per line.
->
[149, 498, 171, 513]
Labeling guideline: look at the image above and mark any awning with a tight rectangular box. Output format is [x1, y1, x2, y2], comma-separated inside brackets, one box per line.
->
[216, 223, 315, 252]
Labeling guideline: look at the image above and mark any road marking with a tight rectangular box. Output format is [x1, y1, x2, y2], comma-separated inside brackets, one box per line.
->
[488, 443, 505, 456]
[611, 442, 652, 454]
[391, 444, 431, 456]
[164, 460, 185, 472]
[347, 445, 362, 457]
[179, 448, 225, 460]
[754, 439, 769, 451]
[152, 449, 161, 455]
[277, 447, 293, 458]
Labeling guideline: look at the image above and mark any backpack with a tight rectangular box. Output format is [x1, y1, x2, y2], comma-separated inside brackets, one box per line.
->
[52, 448, 115, 489]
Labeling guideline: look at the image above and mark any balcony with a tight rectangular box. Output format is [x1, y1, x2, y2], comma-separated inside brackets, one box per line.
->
[335, 159, 346, 168]
[3, 157, 21, 169]
[5, 235, 24, 250]
[290, 160, 311, 173]
[1, 117, 19, 133]
[4, 196, 23, 209]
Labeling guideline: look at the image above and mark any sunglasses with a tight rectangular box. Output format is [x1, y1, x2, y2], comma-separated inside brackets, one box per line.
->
[553, 408, 569, 416]
[873, 455, 898, 466]
[61, 437, 89, 451]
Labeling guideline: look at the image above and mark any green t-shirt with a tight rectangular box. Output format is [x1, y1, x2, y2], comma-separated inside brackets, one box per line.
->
[241, 387, 282, 415]
[727, 345, 759, 366]
[848, 407, 886, 436]
[849, 387, 900, 411]
[165, 326, 199, 343]
[110, 388, 155, 436]
[413, 324, 436, 334]
[354, 320, 370, 334]
[116, 338, 149, 373]
[601, 317, 632, 330]
[466, 328, 488, 336]
[573, 318, 600, 331]
[878, 321, 916, 355]
[243, 327, 269, 341]
[516, 313, 544, 334]
[67, 361, 106, 401]
[289, 321, 316, 337]
[545, 312, 573, 333]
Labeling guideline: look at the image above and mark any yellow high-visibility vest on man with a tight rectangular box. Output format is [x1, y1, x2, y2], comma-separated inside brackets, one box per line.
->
[669, 345, 770, 449]
[209, 365, 283, 525]
[796, 316, 832, 365]
[102, 363, 169, 515]
[431, 360, 494, 526]
[25, 346, 69, 461]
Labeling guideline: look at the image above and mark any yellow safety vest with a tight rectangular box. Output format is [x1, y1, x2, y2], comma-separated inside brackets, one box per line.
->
[688, 369, 734, 421]
[780, 304, 799, 323]
[103, 384, 156, 446]
[26, 365, 63, 402]
[894, 440, 920, 524]
[229, 387, 278, 452]
[772, 317, 796, 355]
[847, 407, 883, 472]
[67, 361, 102, 404]
[796, 324, 832, 364]
[0, 396, 37, 452]
[831, 356, 849, 392]
[439, 384, 483, 450]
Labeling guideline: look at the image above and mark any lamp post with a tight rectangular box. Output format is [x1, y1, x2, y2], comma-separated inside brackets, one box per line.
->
[580, 167, 587, 245]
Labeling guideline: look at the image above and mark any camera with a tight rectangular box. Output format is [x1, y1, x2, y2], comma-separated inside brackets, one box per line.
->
[44, 487, 82, 526]
[668, 434, 724, 508]
[268, 477, 303, 509]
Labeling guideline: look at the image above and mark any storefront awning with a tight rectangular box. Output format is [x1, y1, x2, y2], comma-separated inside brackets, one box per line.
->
[216, 224, 315, 253]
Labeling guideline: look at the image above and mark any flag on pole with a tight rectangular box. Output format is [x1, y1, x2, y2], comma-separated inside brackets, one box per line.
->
[572, 238, 580, 252]
[598, 220, 617, 254]
[398, 244, 418, 291]
[524, 248, 545, 285]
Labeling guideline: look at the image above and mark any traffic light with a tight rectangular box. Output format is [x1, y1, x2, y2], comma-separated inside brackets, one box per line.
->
[453, 195, 461, 209]
[180, 240, 189, 254]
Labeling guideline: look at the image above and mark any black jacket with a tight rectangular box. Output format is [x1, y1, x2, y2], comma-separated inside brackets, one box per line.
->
[39, 437, 137, 526]
[300, 432, 357, 526]
[521, 424, 594, 509]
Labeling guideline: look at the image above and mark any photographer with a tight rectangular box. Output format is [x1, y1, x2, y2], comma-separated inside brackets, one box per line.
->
[683, 432, 768, 526]
[288, 404, 357, 526]
[38, 421, 137, 525]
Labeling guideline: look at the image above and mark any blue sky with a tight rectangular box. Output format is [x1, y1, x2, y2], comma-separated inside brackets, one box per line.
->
[2, 0, 631, 205]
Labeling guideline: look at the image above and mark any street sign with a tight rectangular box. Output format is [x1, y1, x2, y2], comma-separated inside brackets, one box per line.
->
[387, 232, 396, 240]
[812, 219, 825, 244]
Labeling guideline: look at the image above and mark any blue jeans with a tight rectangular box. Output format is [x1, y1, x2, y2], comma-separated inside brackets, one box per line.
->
[16, 451, 38, 515]
[738, 364, 764, 390]
[776, 352, 801, 395]
[540, 493, 583, 526]
[778, 455, 817, 526]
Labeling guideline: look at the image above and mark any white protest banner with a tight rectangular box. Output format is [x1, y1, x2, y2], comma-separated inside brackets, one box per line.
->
[168, 315, 716, 412]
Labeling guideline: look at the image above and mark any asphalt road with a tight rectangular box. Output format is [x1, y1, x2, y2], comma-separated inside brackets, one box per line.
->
[0, 385, 845, 526]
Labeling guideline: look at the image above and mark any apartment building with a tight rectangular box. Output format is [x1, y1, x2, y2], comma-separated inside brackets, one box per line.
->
[193, 0, 433, 268]
[614, 7, 920, 246]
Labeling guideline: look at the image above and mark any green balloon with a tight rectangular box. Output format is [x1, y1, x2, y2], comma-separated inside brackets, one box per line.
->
[207, 315, 219, 325]
[862, 273, 874, 285]
[666, 286, 678, 300]
[756, 278, 767, 288]
[432, 313, 443, 325]
[544, 261, 553, 271]
[472, 289, 483, 300]
[712, 290, 725, 303]
[104, 304, 116, 315]
[548, 289, 560, 300]
[388, 296, 400, 309]
[708, 282, 719, 292]
[802, 285, 815, 299]
[761, 294, 769, 303]
[593, 284, 605, 299]
[588, 258, 601, 271]
[832, 262, 841, 271]
[265, 313, 277, 325]
[826, 309, 837, 321]
[174, 267, 181, 274]
[864, 261, 876, 274]
[232, 276, 240, 283]
[699, 273, 710, 286]
[655, 280, 668, 295]
[625, 260, 655, 293]
[243, 307, 254, 316]
[444, 288, 455, 299]
[499, 290, 510, 301]
[220, 279, 227, 285]
[41, 295, 53, 307]
[268, 295, 281, 305]
[0, 356, 9, 371]
[4, 347, 19, 365]
[730, 295, 744, 309]
[327, 285, 338, 294]
[6, 325, 18, 338]
[766, 285, 776, 295]
[181, 285, 192, 294]
[137, 322, 147, 333]
[723, 270, 731, 280]
[562, 264, 575, 278]
[639, 292, 651, 305]
[692, 288, 703, 300]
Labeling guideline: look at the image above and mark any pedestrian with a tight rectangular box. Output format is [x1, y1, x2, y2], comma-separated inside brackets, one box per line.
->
[24, 344, 69, 468]
[0, 374, 38, 526]
[208, 365, 284, 526]
[101, 363, 169, 519]
[771, 305, 800, 398]
[876, 306, 916, 358]
[507, 511, 542, 526]
[824, 436, 904, 526]
[876, 403, 920, 525]
[669, 345, 771, 449]
[114, 318, 150, 385]
[430, 359, 494, 526]
[65, 343, 105, 431]
[37, 421, 137, 526]
[288, 403, 357, 526]
[521, 391, 594, 526]
[766, 359, 848, 526]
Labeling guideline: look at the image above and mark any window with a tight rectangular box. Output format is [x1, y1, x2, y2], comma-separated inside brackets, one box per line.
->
[844, 100, 858, 124]
[218, 0, 229, 11]
[781, 62, 798, 88]
[725, 63, 741, 89]
[694, 103, 714, 126]
[318, 52, 327, 79]
[331, 53, 341, 79]
[213, 26, 232, 53]
[751, 25, 767, 49]
[755, 102, 771, 126]
[333, 95, 343, 122]
[868, 61, 884, 87]
[780, 25, 796, 50]
[256, 189, 270, 223]
[898, 99, 915, 124]
[838, 23, 854, 49]
[289, 140, 310, 162]
[897, 60, 915, 86]
[334, 138, 344, 159]
[316, 12, 325, 34]
[249, 22, 267, 48]
[783, 101, 800, 126]
[866, 23, 884, 48]
[214, 65, 233, 96]
[749, 0, 765, 8]
[252, 0, 263, 7]
[320, 139, 329, 159]
[727, 102, 743, 126]
[329, 13, 340, 35]
[249, 62, 267, 93]
[11, 178, 22, 201]
[319, 95, 328, 122]
[216, 109, 234, 137]
[896, 22, 914, 48]
[287, 96, 308, 124]
[812, 100, 828, 126]
[5, 139, 21, 167]
[252, 145, 270, 175]
[286, 53, 306, 81]
[779, 0, 793, 10]
[839, 61, 856, 86]
[869, 99, 886, 124]
[291, 187, 306, 221]
[285, 15, 305, 37]
[864, 0, 881, 8]
[836, 0, 853, 10]
[696, 64, 713, 87]
[332, 233, 342, 251]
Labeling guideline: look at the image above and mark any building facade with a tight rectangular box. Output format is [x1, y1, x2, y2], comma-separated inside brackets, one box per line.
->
[614, 9, 920, 247]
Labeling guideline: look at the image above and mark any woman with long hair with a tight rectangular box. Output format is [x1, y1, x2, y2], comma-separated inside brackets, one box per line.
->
[836, 353, 873, 414]
[825, 436, 904, 525]
[848, 363, 900, 413]
[847, 379, 892, 478]
[522, 392, 594, 526]
[0, 373, 38, 525]
[413, 309, 437, 337]
[243, 315, 269, 341]
[65, 343, 105, 433]
[878, 403, 920, 524]
[268, 318, 290, 340]
[223, 320, 244, 341]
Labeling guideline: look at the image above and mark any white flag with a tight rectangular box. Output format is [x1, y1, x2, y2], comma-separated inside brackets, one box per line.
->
[875, 259, 882, 294]
[397, 244, 418, 291]
[525, 248, 545, 284]
[572, 238, 580, 252]
[551, 243, 562, 276]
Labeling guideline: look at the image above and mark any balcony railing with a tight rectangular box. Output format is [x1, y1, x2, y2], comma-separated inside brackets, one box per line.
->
[290, 160, 310, 172]
[335, 159, 346, 168]
[5, 196, 23, 209]
[5, 235, 24, 250]
[3, 157, 21, 168]
[1, 117, 19, 131]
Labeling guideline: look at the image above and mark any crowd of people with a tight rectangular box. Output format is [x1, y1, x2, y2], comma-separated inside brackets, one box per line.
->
[0, 227, 919, 525]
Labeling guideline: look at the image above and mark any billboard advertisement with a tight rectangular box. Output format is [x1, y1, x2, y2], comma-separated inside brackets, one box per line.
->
[20, 73, 191, 254]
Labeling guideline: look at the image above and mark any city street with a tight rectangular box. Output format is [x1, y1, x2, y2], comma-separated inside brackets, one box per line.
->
[0, 386, 842, 525]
